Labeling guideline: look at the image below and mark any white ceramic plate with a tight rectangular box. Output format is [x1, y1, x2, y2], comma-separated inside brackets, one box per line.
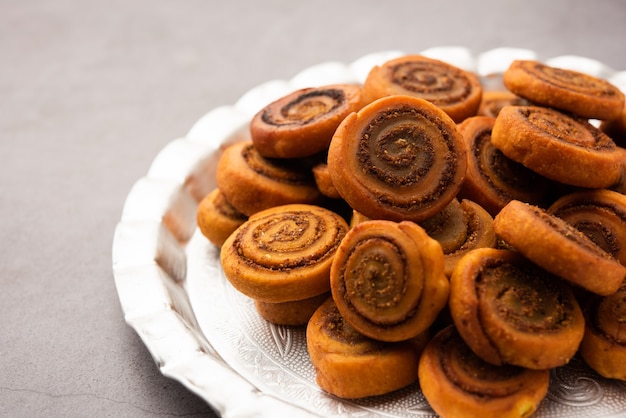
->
[112, 47, 626, 418]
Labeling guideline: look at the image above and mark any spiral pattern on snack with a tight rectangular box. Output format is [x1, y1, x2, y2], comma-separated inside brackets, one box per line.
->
[494, 200, 626, 296]
[250, 84, 367, 158]
[242, 143, 315, 184]
[386, 60, 474, 106]
[260, 88, 346, 126]
[450, 248, 585, 369]
[363, 54, 483, 122]
[328, 95, 467, 222]
[532, 64, 617, 96]
[491, 106, 622, 188]
[458, 116, 553, 215]
[330, 220, 448, 342]
[503, 60, 625, 120]
[435, 327, 543, 398]
[236, 208, 345, 270]
[221, 204, 349, 303]
[524, 108, 606, 148]
[418, 325, 550, 418]
[358, 106, 454, 202]
[420, 198, 496, 276]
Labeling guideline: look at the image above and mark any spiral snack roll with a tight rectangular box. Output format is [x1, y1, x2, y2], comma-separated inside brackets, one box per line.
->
[477, 90, 530, 119]
[306, 297, 428, 399]
[250, 84, 367, 159]
[363, 54, 482, 122]
[330, 219, 449, 342]
[580, 281, 626, 381]
[503, 60, 625, 120]
[216, 141, 323, 216]
[418, 325, 550, 418]
[494, 200, 626, 296]
[196, 188, 247, 247]
[221, 204, 349, 303]
[311, 162, 341, 199]
[449, 248, 585, 369]
[458, 115, 554, 215]
[254, 292, 330, 326]
[548, 188, 626, 266]
[418, 199, 469, 255]
[491, 105, 623, 188]
[327, 95, 467, 222]
[420, 198, 497, 277]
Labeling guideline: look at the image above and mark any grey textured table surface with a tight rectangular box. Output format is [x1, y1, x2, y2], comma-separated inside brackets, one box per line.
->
[2, 0, 626, 417]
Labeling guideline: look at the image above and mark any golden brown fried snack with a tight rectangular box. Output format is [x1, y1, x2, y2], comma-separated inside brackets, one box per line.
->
[494, 200, 626, 296]
[503, 59, 625, 120]
[580, 281, 626, 381]
[548, 188, 626, 265]
[420, 198, 497, 277]
[330, 219, 449, 342]
[221, 204, 349, 303]
[216, 141, 323, 216]
[449, 248, 585, 369]
[254, 292, 330, 326]
[611, 147, 626, 194]
[196, 188, 247, 247]
[311, 162, 341, 199]
[458, 115, 554, 215]
[363, 54, 482, 122]
[250, 84, 367, 158]
[306, 297, 428, 399]
[418, 325, 550, 418]
[327, 94, 467, 222]
[349, 209, 370, 228]
[491, 105, 622, 188]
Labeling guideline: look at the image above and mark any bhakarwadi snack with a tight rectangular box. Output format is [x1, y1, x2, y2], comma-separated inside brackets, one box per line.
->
[418, 325, 550, 418]
[327, 94, 467, 222]
[254, 292, 330, 326]
[548, 188, 626, 266]
[477, 90, 530, 118]
[330, 219, 449, 342]
[306, 297, 428, 399]
[311, 162, 341, 199]
[196, 188, 247, 247]
[580, 281, 626, 381]
[503, 59, 625, 120]
[419, 198, 497, 277]
[458, 115, 554, 215]
[418, 198, 469, 254]
[221, 204, 349, 303]
[449, 248, 585, 369]
[363, 54, 482, 122]
[250, 84, 367, 159]
[491, 105, 623, 188]
[216, 141, 323, 216]
[494, 200, 626, 296]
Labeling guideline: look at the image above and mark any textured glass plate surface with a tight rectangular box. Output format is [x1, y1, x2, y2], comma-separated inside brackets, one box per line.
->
[112, 47, 626, 418]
